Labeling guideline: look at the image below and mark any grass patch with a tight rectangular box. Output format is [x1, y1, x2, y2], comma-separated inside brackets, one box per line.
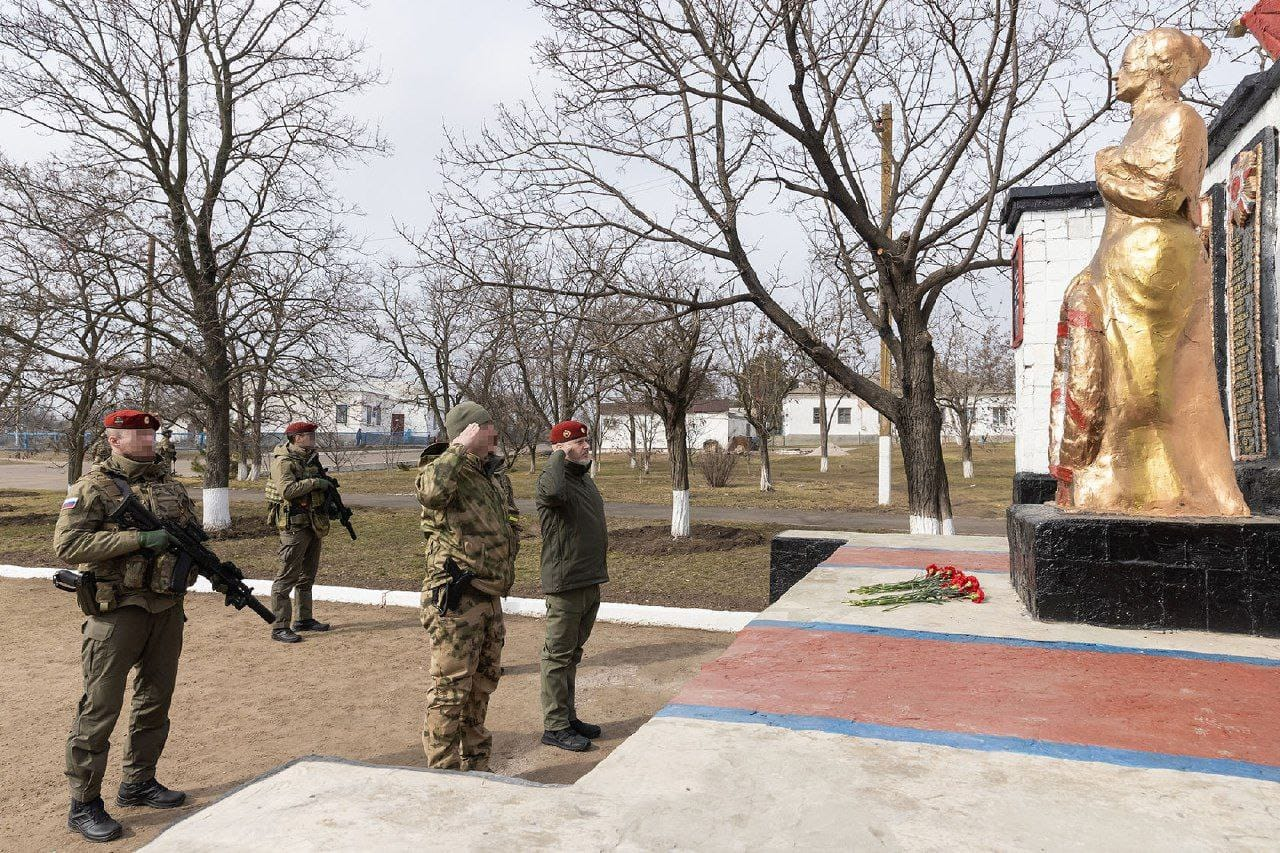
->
[273, 441, 1015, 518]
[0, 491, 774, 611]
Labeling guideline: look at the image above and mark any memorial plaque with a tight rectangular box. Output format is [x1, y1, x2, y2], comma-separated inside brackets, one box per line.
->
[1221, 130, 1278, 462]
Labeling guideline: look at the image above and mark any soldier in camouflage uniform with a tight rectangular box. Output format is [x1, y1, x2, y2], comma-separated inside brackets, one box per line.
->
[416, 402, 520, 771]
[265, 421, 332, 643]
[54, 409, 195, 843]
[154, 428, 177, 474]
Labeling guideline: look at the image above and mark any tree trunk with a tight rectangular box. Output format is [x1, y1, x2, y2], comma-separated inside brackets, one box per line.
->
[958, 410, 974, 480]
[529, 445, 537, 473]
[665, 413, 690, 538]
[817, 380, 829, 474]
[757, 422, 773, 492]
[896, 322, 954, 535]
[628, 413, 637, 468]
[202, 361, 233, 531]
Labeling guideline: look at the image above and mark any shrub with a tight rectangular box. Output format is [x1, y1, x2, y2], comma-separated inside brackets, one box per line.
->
[696, 445, 739, 488]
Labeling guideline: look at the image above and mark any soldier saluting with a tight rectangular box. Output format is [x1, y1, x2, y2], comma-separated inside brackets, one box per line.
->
[416, 402, 520, 771]
[265, 421, 333, 643]
[54, 410, 195, 843]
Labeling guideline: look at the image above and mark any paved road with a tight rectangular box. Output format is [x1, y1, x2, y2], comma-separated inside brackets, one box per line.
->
[1, 459, 1005, 536]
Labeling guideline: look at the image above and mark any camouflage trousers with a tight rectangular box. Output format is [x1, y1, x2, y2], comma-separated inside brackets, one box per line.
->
[271, 526, 322, 629]
[67, 603, 184, 801]
[421, 588, 505, 771]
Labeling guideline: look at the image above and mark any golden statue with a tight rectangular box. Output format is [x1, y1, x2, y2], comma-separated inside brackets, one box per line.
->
[1048, 28, 1249, 517]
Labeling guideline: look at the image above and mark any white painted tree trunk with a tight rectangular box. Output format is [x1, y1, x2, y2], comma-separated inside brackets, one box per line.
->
[203, 487, 231, 530]
[909, 513, 956, 535]
[249, 461, 261, 481]
[590, 459, 598, 477]
[759, 465, 771, 492]
[629, 456, 637, 469]
[671, 490, 690, 538]
[963, 459, 974, 479]
[237, 460, 250, 481]
[877, 435, 891, 505]
[819, 455, 829, 473]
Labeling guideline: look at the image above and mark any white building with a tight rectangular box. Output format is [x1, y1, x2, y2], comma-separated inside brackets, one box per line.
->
[266, 386, 440, 443]
[780, 388, 880, 445]
[598, 400, 750, 452]
[942, 392, 1016, 442]
[1000, 186, 1108, 487]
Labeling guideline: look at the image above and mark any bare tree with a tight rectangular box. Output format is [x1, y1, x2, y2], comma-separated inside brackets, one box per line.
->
[605, 287, 714, 538]
[0, 160, 142, 482]
[796, 268, 874, 472]
[0, 0, 384, 528]
[935, 313, 1013, 480]
[718, 307, 798, 491]
[448, 0, 1229, 533]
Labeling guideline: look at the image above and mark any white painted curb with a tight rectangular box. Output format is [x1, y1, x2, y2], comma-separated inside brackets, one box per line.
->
[0, 565, 755, 633]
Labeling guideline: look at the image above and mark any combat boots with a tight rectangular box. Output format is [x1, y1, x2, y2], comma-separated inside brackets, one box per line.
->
[271, 627, 303, 643]
[117, 778, 186, 809]
[542, 728, 591, 752]
[292, 618, 330, 632]
[569, 718, 602, 739]
[68, 797, 122, 843]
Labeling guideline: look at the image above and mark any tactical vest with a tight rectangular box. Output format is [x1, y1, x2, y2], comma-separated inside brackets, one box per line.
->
[266, 449, 330, 535]
[83, 469, 198, 602]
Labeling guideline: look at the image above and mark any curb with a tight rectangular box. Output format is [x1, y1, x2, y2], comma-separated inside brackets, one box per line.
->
[0, 565, 755, 633]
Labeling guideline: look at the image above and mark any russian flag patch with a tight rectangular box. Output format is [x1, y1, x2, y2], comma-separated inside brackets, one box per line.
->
[61, 496, 78, 510]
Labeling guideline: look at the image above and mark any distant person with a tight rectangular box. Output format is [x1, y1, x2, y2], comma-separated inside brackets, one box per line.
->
[537, 420, 608, 752]
[265, 421, 333, 643]
[54, 410, 196, 843]
[416, 402, 520, 771]
[155, 428, 177, 474]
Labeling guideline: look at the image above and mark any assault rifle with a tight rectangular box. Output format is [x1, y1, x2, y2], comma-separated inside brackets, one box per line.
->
[318, 468, 357, 540]
[102, 488, 275, 623]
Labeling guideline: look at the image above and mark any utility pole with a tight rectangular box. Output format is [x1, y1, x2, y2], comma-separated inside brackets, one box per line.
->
[876, 102, 893, 507]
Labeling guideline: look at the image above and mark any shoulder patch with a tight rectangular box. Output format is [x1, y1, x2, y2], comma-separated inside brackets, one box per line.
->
[61, 496, 79, 511]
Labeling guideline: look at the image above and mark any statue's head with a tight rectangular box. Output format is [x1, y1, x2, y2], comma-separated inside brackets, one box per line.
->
[1115, 28, 1211, 104]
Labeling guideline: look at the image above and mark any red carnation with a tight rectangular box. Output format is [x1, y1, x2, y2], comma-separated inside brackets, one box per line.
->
[970, 589, 986, 604]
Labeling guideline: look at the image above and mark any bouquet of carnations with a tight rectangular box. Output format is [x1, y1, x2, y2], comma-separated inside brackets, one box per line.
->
[845, 564, 986, 610]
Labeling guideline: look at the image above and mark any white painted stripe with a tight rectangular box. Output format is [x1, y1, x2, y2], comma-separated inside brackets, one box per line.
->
[0, 565, 755, 633]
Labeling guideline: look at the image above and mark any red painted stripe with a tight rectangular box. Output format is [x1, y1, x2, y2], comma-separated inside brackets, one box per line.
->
[824, 546, 1008, 572]
[673, 627, 1280, 767]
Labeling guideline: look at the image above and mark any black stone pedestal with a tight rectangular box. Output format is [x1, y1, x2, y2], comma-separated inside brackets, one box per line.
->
[1008, 503, 1280, 637]
[769, 532, 846, 603]
[1237, 460, 1280, 516]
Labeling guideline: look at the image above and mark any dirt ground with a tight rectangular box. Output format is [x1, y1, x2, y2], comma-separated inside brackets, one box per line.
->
[0, 578, 732, 852]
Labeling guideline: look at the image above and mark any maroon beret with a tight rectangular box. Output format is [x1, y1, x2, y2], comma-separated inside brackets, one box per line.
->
[103, 409, 159, 430]
[285, 421, 318, 436]
[550, 420, 588, 444]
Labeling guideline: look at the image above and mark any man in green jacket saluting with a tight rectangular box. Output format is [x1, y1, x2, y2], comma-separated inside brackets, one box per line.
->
[537, 419, 608, 752]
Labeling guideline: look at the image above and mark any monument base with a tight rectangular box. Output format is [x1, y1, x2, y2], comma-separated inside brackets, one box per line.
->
[1237, 460, 1280, 515]
[1012, 472, 1057, 505]
[1007, 503, 1280, 637]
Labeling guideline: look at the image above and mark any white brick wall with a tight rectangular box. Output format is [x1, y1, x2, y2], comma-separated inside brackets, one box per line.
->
[1012, 207, 1107, 473]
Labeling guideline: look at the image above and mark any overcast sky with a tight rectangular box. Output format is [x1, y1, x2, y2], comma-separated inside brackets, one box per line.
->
[330, 1, 551, 251]
[0, 2, 1266, 330]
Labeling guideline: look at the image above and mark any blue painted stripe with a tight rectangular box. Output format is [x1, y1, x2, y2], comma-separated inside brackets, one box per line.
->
[747, 619, 1280, 669]
[656, 703, 1280, 783]
[818, 561, 1004, 573]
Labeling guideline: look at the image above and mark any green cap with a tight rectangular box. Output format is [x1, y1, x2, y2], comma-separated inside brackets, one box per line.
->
[445, 401, 493, 440]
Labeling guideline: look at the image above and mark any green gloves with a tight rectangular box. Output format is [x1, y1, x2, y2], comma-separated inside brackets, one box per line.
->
[311, 478, 331, 492]
[138, 529, 175, 551]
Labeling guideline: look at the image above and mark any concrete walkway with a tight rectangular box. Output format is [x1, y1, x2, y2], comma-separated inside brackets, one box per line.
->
[144, 533, 1280, 851]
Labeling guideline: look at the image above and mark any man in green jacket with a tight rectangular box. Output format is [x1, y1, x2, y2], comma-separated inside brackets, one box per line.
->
[265, 421, 332, 643]
[537, 419, 608, 752]
[417, 402, 521, 771]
